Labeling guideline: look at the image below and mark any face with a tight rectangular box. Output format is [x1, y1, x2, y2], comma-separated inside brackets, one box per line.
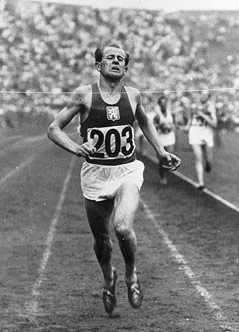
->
[96, 46, 127, 80]
[200, 91, 210, 103]
[159, 97, 167, 106]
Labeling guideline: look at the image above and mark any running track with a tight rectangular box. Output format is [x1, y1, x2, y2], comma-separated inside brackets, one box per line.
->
[0, 130, 238, 331]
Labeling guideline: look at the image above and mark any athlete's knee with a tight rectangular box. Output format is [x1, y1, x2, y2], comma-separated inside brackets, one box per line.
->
[114, 222, 135, 242]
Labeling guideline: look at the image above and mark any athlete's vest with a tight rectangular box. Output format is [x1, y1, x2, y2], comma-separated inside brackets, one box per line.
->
[80, 83, 136, 165]
[154, 106, 174, 134]
[191, 102, 212, 127]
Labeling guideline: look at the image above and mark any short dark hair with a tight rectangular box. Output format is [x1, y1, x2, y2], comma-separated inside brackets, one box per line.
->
[94, 43, 130, 66]
[158, 94, 167, 104]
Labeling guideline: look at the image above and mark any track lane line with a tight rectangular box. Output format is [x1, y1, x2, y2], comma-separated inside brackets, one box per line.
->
[140, 198, 235, 332]
[0, 133, 47, 158]
[0, 156, 35, 187]
[25, 156, 75, 324]
[143, 152, 239, 214]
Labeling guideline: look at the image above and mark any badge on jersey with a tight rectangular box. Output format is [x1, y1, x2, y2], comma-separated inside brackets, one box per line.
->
[106, 106, 120, 121]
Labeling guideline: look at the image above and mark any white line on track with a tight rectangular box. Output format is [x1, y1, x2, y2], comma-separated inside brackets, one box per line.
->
[0, 133, 47, 158]
[174, 170, 239, 214]
[0, 134, 23, 145]
[0, 156, 35, 187]
[25, 156, 75, 324]
[140, 199, 234, 332]
[144, 153, 239, 214]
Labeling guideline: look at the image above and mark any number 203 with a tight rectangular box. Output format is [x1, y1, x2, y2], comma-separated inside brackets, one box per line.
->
[89, 125, 135, 158]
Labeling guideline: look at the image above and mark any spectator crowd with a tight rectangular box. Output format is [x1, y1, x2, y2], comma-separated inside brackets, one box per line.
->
[0, 0, 239, 131]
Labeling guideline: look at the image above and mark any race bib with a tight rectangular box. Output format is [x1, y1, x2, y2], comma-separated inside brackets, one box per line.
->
[87, 125, 135, 161]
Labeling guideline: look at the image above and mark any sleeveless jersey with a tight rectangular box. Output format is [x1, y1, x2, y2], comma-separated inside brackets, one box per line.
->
[154, 106, 174, 134]
[191, 101, 214, 127]
[80, 83, 136, 165]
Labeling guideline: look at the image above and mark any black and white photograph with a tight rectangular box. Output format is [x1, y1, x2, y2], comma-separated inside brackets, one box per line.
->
[0, 0, 239, 331]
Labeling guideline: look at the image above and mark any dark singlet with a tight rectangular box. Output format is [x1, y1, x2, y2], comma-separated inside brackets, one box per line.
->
[80, 83, 136, 165]
[192, 102, 212, 127]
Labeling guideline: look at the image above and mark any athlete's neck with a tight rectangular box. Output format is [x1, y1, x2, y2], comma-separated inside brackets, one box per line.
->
[99, 76, 122, 95]
[98, 77, 122, 103]
[160, 105, 167, 113]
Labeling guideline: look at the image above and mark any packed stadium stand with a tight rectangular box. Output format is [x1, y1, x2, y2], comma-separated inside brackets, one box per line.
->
[0, 0, 239, 130]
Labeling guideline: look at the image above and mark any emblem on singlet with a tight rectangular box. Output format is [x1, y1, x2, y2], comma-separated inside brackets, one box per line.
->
[106, 106, 120, 121]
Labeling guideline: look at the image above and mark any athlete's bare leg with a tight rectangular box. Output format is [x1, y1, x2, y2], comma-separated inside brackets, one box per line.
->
[85, 198, 115, 289]
[113, 182, 143, 308]
[113, 182, 139, 284]
[191, 144, 204, 187]
[202, 144, 213, 172]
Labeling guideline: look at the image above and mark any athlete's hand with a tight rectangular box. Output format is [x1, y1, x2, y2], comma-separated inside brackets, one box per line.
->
[76, 142, 96, 157]
[161, 152, 181, 171]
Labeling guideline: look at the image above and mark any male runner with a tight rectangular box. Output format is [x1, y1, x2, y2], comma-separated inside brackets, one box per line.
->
[47, 43, 181, 315]
[153, 94, 176, 185]
[187, 90, 217, 189]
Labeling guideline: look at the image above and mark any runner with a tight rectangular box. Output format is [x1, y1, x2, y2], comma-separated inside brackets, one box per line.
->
[47, 43, 181, 315]
[187, 90, 217, 189]
[153, 94, 176, 185]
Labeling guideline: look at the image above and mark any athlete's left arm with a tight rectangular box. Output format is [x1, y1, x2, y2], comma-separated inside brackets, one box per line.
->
[135, 92, 181, 170]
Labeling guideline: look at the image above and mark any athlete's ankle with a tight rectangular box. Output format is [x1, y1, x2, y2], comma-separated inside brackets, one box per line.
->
[125, 268, 137, 285]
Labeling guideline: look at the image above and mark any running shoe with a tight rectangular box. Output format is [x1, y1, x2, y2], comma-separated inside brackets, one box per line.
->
[126, 279, 143, 309]
[205, 161, 212, 173]
[102, 268, 118, 314]
[197, 184, 205, 191]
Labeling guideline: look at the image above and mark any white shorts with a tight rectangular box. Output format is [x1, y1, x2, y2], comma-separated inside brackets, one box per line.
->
[188, 126, 214, 147]
[80, 160, 145, 201]
[158, 131, 176, 147]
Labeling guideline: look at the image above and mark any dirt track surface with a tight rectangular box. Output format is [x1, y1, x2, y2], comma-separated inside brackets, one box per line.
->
[0, 127, 239, 332]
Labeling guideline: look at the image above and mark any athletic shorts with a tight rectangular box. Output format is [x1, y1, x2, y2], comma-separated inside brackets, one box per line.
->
[188, 125, 214, 147]
[158, 131, 176, 147]
[80, 160, 145, 201]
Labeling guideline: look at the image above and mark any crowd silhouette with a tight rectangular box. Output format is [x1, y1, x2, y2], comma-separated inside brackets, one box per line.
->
[0, 1, 239, 131]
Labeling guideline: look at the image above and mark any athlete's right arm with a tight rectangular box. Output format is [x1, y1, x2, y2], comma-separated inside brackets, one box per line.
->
[47, 86, 95, 158]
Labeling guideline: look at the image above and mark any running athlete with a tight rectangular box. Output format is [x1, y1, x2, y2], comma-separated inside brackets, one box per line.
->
[187, 90, 217, 189]
[47, 43, 181, 315]
[153, 94, 176, 185]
